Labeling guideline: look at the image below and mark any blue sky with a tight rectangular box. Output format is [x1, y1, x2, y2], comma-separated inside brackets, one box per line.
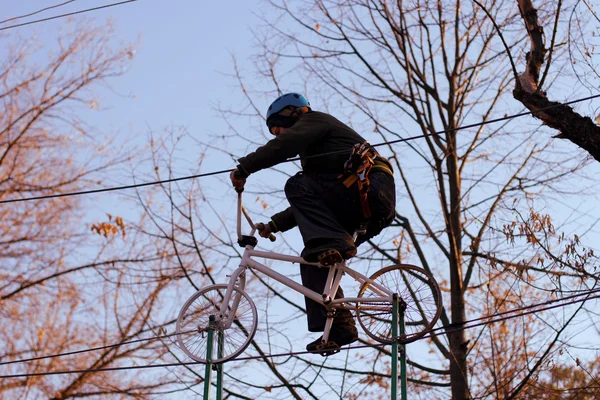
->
[2, 0, 263, 155]
[4, 1, 600, 293]
[1, 0, 274, 220]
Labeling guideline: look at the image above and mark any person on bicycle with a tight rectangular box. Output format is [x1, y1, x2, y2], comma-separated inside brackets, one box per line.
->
[230, 93, 396, 355]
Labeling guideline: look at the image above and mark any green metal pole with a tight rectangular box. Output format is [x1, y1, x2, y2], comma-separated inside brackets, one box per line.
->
[391, 294, 398, 399]
[203, 315, 215, 400]
[216, 331, 224, 400]
[399, 299, 408, 400]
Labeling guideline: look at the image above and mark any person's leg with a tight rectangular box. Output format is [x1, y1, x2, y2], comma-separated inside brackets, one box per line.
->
[300, 264, 353, 332]
[284, 173, 357, 262]
[305, 171, 394, 355]
[284, 173, 360, 353]
[301, 264, 357, 354]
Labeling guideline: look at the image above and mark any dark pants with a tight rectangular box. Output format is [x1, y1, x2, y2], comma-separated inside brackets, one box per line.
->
[285, 171, 396, 332]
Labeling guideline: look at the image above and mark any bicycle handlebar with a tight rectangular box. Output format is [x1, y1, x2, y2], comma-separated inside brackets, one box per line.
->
[256, 223, 277, 242]
[236, 191, 277, 242]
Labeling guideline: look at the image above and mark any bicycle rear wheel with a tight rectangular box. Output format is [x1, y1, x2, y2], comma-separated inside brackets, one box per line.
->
[176, 284, 258, 363]
[357, 264, 441, 344]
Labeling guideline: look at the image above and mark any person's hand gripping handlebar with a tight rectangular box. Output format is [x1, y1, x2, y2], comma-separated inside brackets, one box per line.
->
[230, 168, 246, 193]
[256, 222, 276, 242]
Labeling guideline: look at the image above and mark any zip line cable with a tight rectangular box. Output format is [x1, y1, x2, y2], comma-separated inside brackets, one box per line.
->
[0, 168, 232, 204]
[1, 286, 598, 377]
[0, 0, 138, 32]
[372, 93, 600, 149]
[0, 95, 597, 376]
[0, 343, 387, 379]
[0, 0, 78, 25]
[423, 287, 600, 339]
[1, 92, 599, 205]
[0, 327, 198, 367]
[0, 0, 596, 385]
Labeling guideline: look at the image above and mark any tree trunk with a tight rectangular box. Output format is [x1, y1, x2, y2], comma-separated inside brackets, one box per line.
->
[513, 89, 600, 162]
[447, 132, 469, 399]
[515, 0, 600, 162]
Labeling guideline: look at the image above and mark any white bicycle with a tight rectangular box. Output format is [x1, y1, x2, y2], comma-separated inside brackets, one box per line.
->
[176, 192, 442, 363]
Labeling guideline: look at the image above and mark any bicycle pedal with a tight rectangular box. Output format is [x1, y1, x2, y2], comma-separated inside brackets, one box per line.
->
[317, 250, 343, 266]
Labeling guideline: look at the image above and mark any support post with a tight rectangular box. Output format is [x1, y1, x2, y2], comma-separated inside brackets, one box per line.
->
[391, 294, 408, 400]
[399, 299, 408, 400]
[391, 294, 399, 399]
[203, 315, 216, 400]
[215, 331, 224, 400]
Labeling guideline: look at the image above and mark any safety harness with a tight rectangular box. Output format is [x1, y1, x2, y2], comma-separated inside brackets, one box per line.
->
[339, 141, 388, 219]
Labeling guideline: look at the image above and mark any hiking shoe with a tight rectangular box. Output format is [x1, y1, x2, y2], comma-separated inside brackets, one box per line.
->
[303, 247, 357, 265]
[306, 325, 358, 356]
[317, 249, 344, 266]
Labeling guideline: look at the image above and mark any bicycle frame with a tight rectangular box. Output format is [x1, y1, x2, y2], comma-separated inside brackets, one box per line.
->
[217, 192, 395, 331]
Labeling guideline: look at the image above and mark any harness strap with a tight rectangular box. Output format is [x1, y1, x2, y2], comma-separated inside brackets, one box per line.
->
[371, 160, 393, 176]
[339, 142, 378, 219]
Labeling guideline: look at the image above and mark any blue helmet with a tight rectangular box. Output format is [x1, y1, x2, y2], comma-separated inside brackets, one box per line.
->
[265, 93, 310, 126]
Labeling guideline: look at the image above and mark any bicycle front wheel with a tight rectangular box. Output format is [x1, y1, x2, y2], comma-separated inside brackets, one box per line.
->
[176, 284, 258, 363]
[357, 264, 441, 344]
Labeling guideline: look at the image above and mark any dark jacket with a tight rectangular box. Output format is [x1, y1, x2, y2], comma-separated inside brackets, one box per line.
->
[237, 111, 392, 232]
[237, 111, 367, 177]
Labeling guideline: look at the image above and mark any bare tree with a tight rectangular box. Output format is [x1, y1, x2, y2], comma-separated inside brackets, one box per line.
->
[200, 0, 600, 398]
[512, 0, 600, 161]
[0, 23, 193, 399]
[4, 3, 599, 399]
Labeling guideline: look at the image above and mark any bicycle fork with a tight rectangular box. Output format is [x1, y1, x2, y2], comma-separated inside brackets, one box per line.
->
[215, 266, 248, 329]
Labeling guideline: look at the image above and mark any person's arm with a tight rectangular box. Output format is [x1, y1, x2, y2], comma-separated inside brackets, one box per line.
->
[236, 113, 326, 177]
[270, 207, 297, 233]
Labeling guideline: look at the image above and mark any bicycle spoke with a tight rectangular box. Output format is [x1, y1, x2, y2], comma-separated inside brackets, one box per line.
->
[357, 265, 441, 344]
[176, 285, 258, 363]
